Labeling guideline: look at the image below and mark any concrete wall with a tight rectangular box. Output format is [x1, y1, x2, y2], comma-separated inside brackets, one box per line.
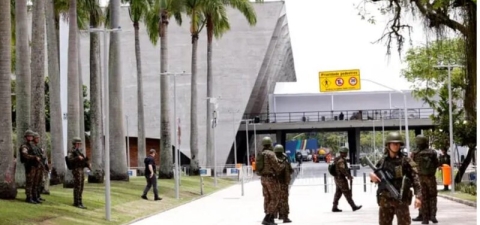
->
[76, 2, 294, 167]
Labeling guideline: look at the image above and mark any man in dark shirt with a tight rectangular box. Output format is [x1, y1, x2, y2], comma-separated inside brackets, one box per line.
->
[141, 149, 162, 201]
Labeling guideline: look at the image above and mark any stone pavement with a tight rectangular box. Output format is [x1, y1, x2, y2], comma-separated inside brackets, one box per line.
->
[130, 177, 477, 225]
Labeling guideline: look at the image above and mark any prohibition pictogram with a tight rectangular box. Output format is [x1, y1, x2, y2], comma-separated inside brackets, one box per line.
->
[349, 77, 358, 86]
[335, 78, 344, 86]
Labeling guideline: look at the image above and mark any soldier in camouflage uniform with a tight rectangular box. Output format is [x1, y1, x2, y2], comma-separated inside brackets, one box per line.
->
[273, 144, 293, 223]
[370, 132, 422, 225]
[19, 130, 42, 204]
[33, 132, 49, 202]
[411, 135, 439, 224]
[332, 147, 362, 212]
[259, 137, 285, 225]
[438, 148, 451, 191]
[67, 137, 87, 209]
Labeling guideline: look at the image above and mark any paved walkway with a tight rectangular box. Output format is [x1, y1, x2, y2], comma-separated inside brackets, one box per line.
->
[130, 177, 477, 225]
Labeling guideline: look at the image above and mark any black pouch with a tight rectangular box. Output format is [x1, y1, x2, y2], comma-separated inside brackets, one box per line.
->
[406, 190, 413, 205]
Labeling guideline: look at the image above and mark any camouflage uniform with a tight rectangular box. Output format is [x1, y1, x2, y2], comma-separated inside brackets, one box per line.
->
[67, 137, 87, 209]
[274, 144, 293, 223]
[33, 132, 49, 202]
[260, 137, 285, 225]
[411, 135, 439, 224]
[19, 130, 41, 204]
[375, 132, 422, 225]
[332, 147, 361, 212]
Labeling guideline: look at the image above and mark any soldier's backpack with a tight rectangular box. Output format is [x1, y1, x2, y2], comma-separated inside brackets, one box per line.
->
[328, 162, 337, 176]
[65, 156, 73, 170]
[255, 152, 265, 175]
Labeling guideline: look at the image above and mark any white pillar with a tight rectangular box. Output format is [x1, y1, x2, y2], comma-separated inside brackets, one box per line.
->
[59, 14, 69, 154]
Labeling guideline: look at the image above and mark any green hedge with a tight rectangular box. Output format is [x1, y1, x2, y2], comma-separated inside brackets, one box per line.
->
[455, 182, 477, 196]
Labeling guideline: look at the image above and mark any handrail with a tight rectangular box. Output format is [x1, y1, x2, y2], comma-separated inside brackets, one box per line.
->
[243, 108, 436, 124]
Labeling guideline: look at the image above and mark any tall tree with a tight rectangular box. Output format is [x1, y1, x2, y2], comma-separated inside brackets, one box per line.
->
[204, 0, 258, 170]
[145, 0, 183, 178]
[0, 0, 17, 199]
[86, 0, 104, 183]
[185, 0, 204, 175]
[123, 0, 151, 176]
[64, 0, 80, 188]
[360, 0, 476, 122]
[45, 0, 66, 185]
[109, 0, 129, 181]
[402, 38, 476, 183]
[14, 0, 31, 188]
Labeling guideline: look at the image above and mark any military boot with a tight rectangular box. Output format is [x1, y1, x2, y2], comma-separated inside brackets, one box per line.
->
[422, 219, 429, 224]
[261, 214, 269, 225]
[283, 217, 292, 223]
[332, 206, 342, 212]
[412, 213, 423, 222]
[268, 214, 277, 225]
[430, 217, 438, 224]
[26, 197, 37, 204]
[352, 205, 362, 211]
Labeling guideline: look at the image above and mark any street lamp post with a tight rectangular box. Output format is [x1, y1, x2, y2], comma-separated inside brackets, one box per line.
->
[159, 72, 190, 199]
[433, 63, 463, 194]
[228, 110, 240, 166]
[253, 121, 257, 159]
[362, 79, 410, 153]
[81, 25, 121, 221]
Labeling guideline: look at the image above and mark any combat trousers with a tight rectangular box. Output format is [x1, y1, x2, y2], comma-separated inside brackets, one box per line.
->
[72, 168, 85, 205]
[379, 196, 411, 225]
[333, 177, 355, 207]
[277, 183, 290, 218]
[261, 176, 280, 214]
[36, 167, 46, 196]
[419, 175, 437, 220]
[25, 164, 41, 199]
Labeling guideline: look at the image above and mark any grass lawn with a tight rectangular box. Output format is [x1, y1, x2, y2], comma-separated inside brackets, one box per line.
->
[438, 190, 477, 202]
[0, 176, 236, 225]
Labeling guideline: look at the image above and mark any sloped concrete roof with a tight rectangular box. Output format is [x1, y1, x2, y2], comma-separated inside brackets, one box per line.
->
[78, 1, 296, 166]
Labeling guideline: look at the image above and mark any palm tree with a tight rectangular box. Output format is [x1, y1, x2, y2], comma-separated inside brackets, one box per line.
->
[145, 0, 183, 179]
[109, 0, 129, 181]
[85, 0, 105, 183]
[14, 0, 31, 188]
[64, 0, 81, 188]
[204, 0, 258, 170]
[0, 0, 17, 199]
[123, 0, 151, 176]
[185, 0, 204, 175]
[45, 0, 66, 185]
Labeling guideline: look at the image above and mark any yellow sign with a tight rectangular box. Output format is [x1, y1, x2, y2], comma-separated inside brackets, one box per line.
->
[318, 69, 361, 92]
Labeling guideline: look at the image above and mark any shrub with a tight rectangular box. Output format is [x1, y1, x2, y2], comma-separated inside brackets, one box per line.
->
[455, 182, 476, 196]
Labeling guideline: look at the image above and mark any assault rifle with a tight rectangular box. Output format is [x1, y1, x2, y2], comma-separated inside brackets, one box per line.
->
[73, 148, 92, 170]
[31, 143, 49, 171]
[361, 156, 403, 201]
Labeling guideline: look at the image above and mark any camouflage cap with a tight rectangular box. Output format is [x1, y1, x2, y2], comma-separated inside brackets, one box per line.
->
[33, 132, 40, 138]
[72, 137, 82, 144]
[339, 147, 349, 153]
[273, 144, 284, 153]
[24, 129, 35, 137]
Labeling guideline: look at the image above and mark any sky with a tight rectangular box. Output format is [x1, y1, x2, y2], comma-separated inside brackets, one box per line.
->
[275, 0, 431, 94]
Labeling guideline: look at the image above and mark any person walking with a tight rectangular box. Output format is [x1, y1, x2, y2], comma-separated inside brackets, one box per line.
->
[274, 144, 293, 223]
[141, 149, 162, 201]
[332, 147, 362, 212]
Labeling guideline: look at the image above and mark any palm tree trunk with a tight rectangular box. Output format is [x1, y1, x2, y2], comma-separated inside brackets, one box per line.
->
[88, 16, 104, 183]
[64, 0, 80, 189]
[78, 31, 86, 146]
[0, 0, 17, 200]
[205, 16, 213, 170]
[109, 0, 129, 181]
[159, 11, 173, 179]
[189, 33, 200, 175]
[14, 0, 31, 188]
[45, 0, 65, 186]
[30, 0, 47, 155]
[134, 21, 147, 176]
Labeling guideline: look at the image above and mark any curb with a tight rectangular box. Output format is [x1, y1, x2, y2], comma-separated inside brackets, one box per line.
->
[438, 193, 477, 208]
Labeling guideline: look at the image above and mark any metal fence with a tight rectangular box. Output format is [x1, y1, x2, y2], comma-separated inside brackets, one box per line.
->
[243, 108, 435, 124]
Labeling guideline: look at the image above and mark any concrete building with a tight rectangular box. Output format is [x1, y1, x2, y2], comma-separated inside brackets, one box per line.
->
[70, 1, 296, 168]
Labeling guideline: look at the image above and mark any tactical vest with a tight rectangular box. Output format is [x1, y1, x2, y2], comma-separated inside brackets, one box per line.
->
[255, 150, 267, 175]
[378, 155, 406, 191]
[414, 150, 437, 176]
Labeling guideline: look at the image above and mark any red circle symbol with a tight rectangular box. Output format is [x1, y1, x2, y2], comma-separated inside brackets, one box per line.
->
[349, 77, 358, 86]
[335, 78, 344, 86]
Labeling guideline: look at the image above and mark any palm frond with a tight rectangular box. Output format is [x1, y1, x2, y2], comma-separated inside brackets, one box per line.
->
[145, 0, 160, 45]
[224, 0, 258, 26]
